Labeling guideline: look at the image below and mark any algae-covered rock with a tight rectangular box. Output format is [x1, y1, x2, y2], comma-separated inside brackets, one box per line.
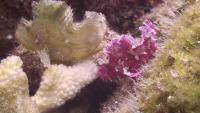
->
[138, 2, 200, 113]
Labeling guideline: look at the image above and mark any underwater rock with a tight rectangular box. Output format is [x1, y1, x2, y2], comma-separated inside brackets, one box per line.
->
[66, 0, 161, 34]
[0, 0, 33, 38]
[138, 1, 200, 113]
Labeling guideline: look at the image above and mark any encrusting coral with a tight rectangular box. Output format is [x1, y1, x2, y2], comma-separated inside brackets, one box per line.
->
[16, 0, 107, 64]
[0, 56, 39, 113]
[138, 1, 200, 113]
[33, 61, 98, 113]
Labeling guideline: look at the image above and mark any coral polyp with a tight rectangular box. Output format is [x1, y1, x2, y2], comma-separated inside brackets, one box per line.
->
[16, 0, 107, 64]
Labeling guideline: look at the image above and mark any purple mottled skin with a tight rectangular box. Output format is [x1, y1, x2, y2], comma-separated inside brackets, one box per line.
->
[98, 20, 157, 80]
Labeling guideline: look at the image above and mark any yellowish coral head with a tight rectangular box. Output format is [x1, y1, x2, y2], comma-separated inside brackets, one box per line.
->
[16, 0, 107, 64]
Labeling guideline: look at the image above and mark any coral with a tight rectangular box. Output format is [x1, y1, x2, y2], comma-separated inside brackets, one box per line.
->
[0, 56, 39, 113]
[98, 20, 157, 80]
[32, 61, 98, 113]
[14, 0, 104, 112]
[0, 56, 98, 113]
[138, 2, 200, 113]
[46, 78, 118, 113]
[16, 0, 107, 64]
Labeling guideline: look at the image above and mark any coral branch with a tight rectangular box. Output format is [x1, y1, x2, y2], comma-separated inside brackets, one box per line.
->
[0, 56, 39, 113]
[33, 61, 98, 113]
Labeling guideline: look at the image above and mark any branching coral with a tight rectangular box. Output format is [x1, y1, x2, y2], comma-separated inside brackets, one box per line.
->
[0, 56, 39, 113]
[16, 0, 107, 64]
[138, 2, 200, 113]
[13, 0, 104, 112]
[0, 55, 98, 113]
[32, 61, 98, 113]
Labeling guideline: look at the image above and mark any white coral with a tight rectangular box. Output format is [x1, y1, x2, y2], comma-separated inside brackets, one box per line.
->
[3, 1, 104, 112]
[0, 56, 98, 113]
[0, 56, 39, 113]
[33, 61, 98, 113]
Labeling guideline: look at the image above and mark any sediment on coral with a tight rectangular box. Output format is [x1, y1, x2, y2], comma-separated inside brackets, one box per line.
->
[138, 2, 200, 113]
